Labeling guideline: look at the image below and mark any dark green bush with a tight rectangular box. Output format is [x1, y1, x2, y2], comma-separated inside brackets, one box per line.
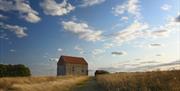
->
[95, 70, 109, 76]
[0, 64, 31, 77]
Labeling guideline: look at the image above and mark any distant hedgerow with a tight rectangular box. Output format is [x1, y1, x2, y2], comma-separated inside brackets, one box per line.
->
[0, 64, 31, 77]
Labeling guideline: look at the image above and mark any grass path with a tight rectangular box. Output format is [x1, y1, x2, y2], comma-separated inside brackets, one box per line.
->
[72, 77, 105, 91]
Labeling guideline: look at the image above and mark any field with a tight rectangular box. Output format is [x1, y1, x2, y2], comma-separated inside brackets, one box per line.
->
[96, 70, 180, 91]
[0, 76, 88, 91]
[0, 70, 179, 91]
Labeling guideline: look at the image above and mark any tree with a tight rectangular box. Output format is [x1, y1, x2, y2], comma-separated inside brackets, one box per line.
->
[0, 64, 31, 77]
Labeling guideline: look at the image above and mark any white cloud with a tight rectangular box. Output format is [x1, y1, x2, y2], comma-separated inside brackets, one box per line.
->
[112, 0, 141, 18]
[40, 0, 75, 16]
[9, 49, 16, 52]
[151, 29, 169, 37]
[150, 14, 180, 38]
[121, 16, 129, 21]
[100, 59, 180, 72]
[80, 0, 105, 7]
[0, 22, 27, 38]
[22, 13, 41, 23]
[161, 4, 172, 11]
[49, 58, 59, 62]
[0, 14, 7, 19]
[104, 43, 114, 49]
[114, 21, 149, 45]
[0, 33, 8, 40]
[106, 14, 179, 48]
[74, 45, 84, 54]
[62, 21, 103, 42]
[0, 0, 41, 23]
[57, 48, 63, 52]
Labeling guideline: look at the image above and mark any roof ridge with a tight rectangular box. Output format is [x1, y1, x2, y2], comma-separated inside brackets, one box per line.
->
[61, 55, 84, 58]
[58, 55, 88, 65]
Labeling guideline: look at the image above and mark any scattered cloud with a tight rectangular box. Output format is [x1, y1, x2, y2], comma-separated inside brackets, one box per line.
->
[112, 0, 141, 18]
[161, 4, 172, 11]
[43, 52, 49, 58]
[74, 45, 84, 54]
[0, 0, 41, 23]
[57, 48, 63, 52]
[0, 22, 27, 38]
[151, 29, 169, 37]
[0, 33, 8, 40]
[22, 13, 41, 23]
[49, 58, 59, 62]
[9, 49, 16, 52]
[121, 16, 129, 21]
[40, 0, 75, 16]
[113, 21, 148, 45]
[150, 14, 180, 38]
[92, 49, 105, 56]
[112, 51, 127, 56]
[99, 59, 180, 72]
[134, 60, 180, 71]
[0, 14, 7, 19]
[80, 0, 105, 7]
[62, 21, 103, 42]
[103, 43, 114, 49]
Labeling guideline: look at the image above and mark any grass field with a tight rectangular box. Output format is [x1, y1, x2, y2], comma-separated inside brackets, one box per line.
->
[0, 70, 179, 91]
[96, 70, 180, 91]
[0, 76, 88, 91]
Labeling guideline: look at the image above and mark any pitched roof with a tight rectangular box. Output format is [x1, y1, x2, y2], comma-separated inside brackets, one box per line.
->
[57, 55, 88, 65]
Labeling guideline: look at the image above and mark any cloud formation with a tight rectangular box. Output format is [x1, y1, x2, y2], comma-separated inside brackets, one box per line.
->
[62, 21, 103, 42]
[99, 59, 180, 72]
[114, 21, 148, 45]
[92, 49, 105, 56]
[80, 0, 105, 7]
[151, 29, 169, 37]
[0, 22, 27, 38]
[40, 0, 75, 16]
[0, 0, 41, 23]
[49, 58, 59, 62]
[161, 4, 172, 11]
[112, 0, 141, 18]
[9, 49, 16, 52]
[57, 48, 63, 52]
[150, 14, 180, 38]
[74, 45, 84, 54]
[0, 14, 7, 19]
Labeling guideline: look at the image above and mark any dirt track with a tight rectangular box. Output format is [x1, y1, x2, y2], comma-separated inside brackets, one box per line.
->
[72, 77, 104, 91]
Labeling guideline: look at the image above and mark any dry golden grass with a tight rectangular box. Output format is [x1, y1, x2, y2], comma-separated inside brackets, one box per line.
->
[96, 70, 180, 91]
[0, 76, 88, 91]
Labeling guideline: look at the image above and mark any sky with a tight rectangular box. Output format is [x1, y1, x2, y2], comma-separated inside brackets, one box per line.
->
[0, 0, 180, 76]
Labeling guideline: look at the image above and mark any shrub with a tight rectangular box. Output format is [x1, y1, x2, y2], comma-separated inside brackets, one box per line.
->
[95, 70, 109, 76]
[0, 64, 31, 77]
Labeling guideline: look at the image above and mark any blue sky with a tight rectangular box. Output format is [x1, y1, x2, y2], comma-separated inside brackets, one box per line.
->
[0, 0, 180, 76]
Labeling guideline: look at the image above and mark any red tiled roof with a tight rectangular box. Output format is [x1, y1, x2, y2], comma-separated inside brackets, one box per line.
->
[57, 55, 88, 65]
